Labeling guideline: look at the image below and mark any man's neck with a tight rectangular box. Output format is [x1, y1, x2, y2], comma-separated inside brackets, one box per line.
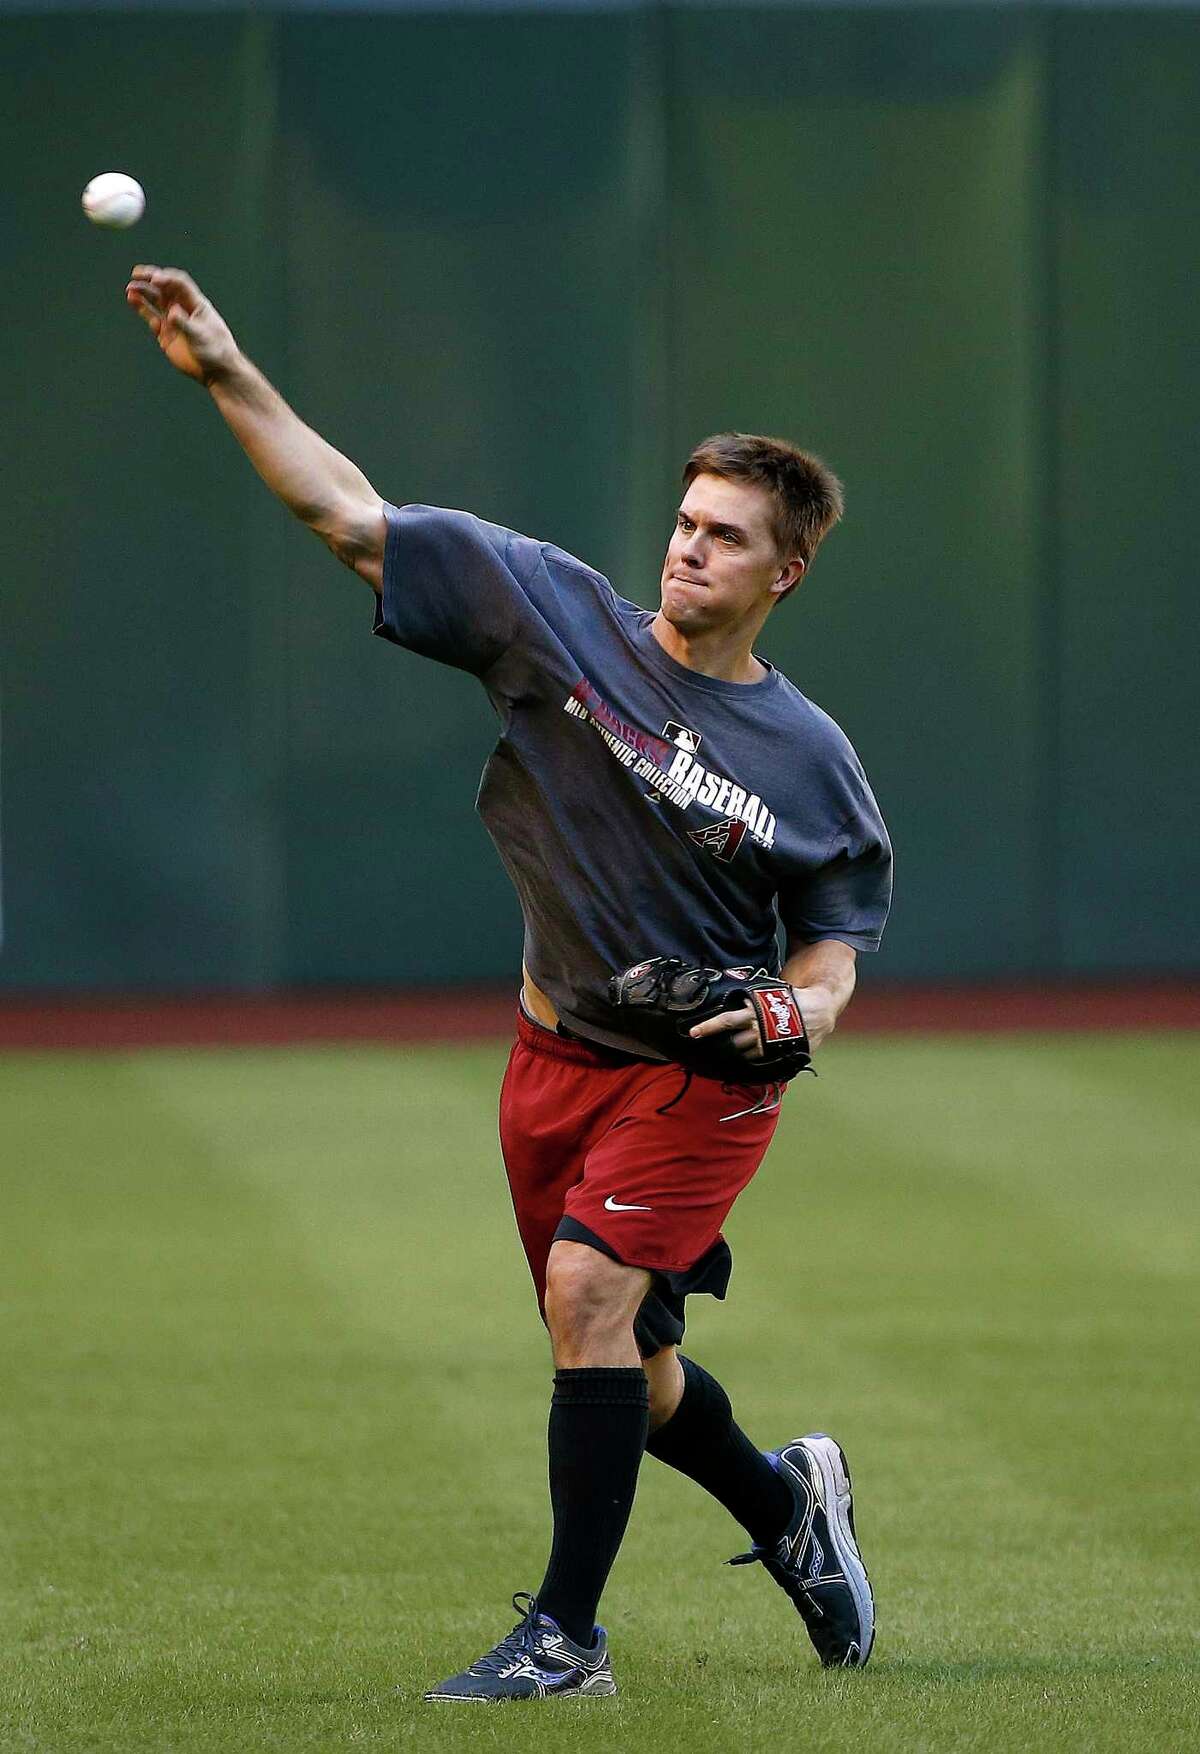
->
[649, 611, 767, 684]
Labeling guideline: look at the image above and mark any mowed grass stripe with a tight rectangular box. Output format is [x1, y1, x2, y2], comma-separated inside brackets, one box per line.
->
[0, 1037, 1197, 1751]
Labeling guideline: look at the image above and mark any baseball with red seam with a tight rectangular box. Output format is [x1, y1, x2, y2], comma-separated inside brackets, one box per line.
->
[82, 172, 145, 228]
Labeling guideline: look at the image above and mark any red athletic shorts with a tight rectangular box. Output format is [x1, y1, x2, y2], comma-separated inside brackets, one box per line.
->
[499, 1009, 784, 1346]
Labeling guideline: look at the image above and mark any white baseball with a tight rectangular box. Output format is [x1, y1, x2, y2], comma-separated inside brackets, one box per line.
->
[82, 172, 146, 230]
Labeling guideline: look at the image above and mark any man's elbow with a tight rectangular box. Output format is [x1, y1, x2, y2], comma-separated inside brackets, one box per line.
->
[321, 495, 387, 593]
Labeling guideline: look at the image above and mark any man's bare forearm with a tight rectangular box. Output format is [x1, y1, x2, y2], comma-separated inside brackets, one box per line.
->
[783, 939, 858, 1049]
[208, 354, 380, 546]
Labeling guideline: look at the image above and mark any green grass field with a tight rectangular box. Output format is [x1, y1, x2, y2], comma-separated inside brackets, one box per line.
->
[2, 1034, 1197, 1752]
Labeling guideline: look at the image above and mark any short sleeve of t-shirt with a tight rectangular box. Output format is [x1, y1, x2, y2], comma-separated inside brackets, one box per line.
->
[776, 773, 892, 953]
[371, 502, 546, 677]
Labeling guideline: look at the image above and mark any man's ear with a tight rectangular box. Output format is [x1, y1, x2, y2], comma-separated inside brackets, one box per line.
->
[771, 557, 806, 601]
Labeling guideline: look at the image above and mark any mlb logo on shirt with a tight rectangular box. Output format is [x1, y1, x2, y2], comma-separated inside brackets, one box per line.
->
[664, 721, 702, 754]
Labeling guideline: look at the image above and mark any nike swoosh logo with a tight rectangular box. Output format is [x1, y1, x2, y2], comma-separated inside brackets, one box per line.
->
[604, 1195, 652, 1212]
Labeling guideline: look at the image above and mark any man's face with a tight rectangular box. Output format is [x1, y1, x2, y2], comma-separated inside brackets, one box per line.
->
[658, 474, 803, 635]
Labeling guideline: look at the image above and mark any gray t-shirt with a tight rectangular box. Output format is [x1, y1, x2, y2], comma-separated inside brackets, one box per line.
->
[373, 504, 892, 1054]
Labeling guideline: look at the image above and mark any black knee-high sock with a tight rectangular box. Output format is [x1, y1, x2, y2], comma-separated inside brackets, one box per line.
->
[536, 1367, 649, 1647]
[644, 1355, 794, 1546]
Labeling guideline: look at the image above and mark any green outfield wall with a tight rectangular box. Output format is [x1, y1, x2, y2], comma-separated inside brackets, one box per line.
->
[2, 6, 1197, 991]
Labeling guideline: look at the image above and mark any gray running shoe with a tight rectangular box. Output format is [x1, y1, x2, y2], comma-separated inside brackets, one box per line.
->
[424, 1592, 617, 1702]
[728, 1433, 875, 1667]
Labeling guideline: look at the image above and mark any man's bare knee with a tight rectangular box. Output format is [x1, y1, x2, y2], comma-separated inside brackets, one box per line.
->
[544, 1241, 650, 1367]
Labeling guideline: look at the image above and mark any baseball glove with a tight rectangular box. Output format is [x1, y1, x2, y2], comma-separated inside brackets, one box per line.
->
[607, 956, 814, 1084]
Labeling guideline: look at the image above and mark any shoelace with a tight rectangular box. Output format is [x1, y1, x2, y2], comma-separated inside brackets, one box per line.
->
[725, 1546, 827, 1619]
[467, 1592, 551, 1676]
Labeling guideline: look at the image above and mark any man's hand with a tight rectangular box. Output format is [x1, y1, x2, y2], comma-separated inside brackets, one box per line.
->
[608, 959, 813, 1083]
[126, 265, 239, 385]
[686, 985, 832, 1059]
[688, 941, 856, 1062]
[785, 985, 840, 1051]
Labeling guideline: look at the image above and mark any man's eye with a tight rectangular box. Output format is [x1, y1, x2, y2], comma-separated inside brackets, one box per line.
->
[720, 531, 738, 544]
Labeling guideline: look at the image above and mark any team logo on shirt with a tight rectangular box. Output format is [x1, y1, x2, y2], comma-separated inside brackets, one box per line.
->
[687, 818, 748, 863]
[562, 677, 777, 857]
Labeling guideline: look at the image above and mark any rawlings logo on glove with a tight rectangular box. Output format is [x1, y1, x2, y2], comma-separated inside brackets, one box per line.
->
[758, 985, 806, 1043]
[606, 956, 814, 1085]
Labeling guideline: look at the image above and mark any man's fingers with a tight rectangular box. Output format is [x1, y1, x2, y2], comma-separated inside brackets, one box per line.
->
[689, 1006, 755, 1040]
[687, 1004, 765, 1060]
[128, 264, 203, 312]
[150, 266, 204, 310]
[126, 281, 163, 332]
[126, 279, 163, 313]
[127, 277, 201, 339]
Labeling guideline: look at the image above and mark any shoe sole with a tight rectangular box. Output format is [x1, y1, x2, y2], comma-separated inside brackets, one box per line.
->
[424, 1678, 617, 1703]
[797, 1433, 875, 1667]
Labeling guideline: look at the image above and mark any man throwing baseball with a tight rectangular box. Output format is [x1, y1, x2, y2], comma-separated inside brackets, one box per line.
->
[128, 265, 892, 1702]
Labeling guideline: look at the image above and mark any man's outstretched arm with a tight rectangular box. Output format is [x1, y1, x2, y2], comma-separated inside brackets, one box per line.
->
[126, 265, 386, 592]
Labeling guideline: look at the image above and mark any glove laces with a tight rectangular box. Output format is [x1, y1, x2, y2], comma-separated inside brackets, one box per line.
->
[719, 1080, 785, 1123]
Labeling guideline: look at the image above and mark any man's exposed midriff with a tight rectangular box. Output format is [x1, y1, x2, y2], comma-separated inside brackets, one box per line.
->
[522, 964, 560, 1031]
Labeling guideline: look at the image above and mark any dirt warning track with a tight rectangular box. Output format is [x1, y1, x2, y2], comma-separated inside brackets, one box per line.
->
[0, 983, 1196, 1052]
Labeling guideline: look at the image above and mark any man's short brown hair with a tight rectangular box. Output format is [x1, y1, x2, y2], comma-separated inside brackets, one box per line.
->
[683, 432, 844, 569]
